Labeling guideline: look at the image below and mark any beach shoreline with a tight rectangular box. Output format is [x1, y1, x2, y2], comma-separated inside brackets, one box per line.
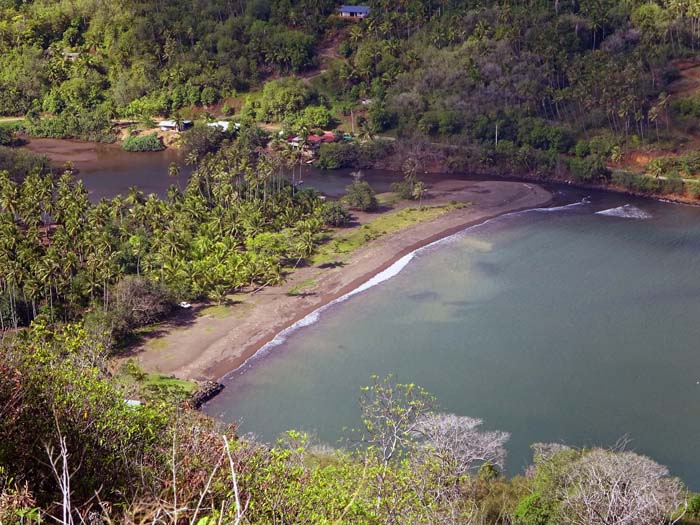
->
[130, 180, 553, 383]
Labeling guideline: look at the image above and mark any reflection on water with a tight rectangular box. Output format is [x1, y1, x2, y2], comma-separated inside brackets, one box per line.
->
[24, 137, 521, 201]
[23, 137, 193, 201]
[205, 191, 700, 489]
[23, 137, 408, 200]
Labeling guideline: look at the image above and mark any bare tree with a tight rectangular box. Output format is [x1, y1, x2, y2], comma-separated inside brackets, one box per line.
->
[223, 435, 250, 525]
[414, 413, 510, 479]
[358, 374, 436, 465]
[45, 420, 74, 525]
[558, 448, 687, 525]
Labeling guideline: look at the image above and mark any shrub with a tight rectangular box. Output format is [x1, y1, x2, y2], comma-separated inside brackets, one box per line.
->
[25, 108, 117, 143]
[344, 180, 377, 211]
[255, 78, 315, 122]
[318, 142, 358, 169]
[0, 147, 50, 180]
[86, 276, 174, 342]
[180, 125, 228, 160]
[296, 105, 334, 129]
[391, 180, 415, 200]
[318, 140, 394, 170]
[200, 86, 220, 106]
[321, 201, 352, 227]
[122, 132, 164, 152]
[574, 140, 591, 158]
[568, 155, 610, 182]
[686, 181, 700, 199]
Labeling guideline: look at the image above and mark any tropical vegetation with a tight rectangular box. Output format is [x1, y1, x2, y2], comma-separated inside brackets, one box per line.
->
[2, 332, 698, 525]
[0, 131, 326, 339]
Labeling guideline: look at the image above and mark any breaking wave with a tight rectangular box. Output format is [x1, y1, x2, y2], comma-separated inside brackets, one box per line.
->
[596, 204, 652, 220]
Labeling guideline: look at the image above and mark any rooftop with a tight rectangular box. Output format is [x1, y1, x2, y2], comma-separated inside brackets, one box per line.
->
[339, 5, 370, 14]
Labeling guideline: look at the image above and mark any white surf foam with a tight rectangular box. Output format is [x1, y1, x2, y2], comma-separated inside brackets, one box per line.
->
[595, 204, 652, 220]
[533, 200, 588, 213]
[223, 198, 590, 379]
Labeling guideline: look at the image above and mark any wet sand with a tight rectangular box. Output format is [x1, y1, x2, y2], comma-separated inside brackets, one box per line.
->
[129, 180, 552, 382]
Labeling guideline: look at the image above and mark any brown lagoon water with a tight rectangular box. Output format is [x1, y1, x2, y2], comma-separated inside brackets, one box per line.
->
[23, 138, 193, 200]
[205, 191, 700, 489]
[22, 137, 402, 200]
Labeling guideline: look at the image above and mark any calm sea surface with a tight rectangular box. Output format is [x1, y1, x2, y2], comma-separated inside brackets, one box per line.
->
[205, 191, 700, 488]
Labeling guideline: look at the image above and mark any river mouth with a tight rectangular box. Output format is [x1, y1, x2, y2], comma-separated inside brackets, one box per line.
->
[204, 190, 700, 490]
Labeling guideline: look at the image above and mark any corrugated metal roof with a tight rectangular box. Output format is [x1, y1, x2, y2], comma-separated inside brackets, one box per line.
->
[339, 5, 370, 14]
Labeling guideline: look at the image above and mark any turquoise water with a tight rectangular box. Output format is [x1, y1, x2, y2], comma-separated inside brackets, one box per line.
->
[205, 191, 700, 488]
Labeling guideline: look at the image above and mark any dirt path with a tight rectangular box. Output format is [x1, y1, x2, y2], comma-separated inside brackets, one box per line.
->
[129, 180, 551, 382]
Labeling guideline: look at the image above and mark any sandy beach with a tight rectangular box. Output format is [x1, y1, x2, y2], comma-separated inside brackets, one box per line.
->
[130, 179, 552, 381]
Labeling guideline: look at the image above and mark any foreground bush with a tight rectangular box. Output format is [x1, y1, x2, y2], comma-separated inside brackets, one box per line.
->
[0, 339, 692, 525]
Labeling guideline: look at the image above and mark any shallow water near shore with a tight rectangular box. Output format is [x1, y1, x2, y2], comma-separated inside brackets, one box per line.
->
[205, 190, 700, 489]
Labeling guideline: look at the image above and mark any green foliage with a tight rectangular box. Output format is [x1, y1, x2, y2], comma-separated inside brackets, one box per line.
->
[317, 142, 357, 169]
[514, 492, 557, 525]
[688, 494, 700, 520]
[0, 122, 22, 146]
[291, 105, 335, 129]
[568, 155, 611, 182]
[344, 179, 378, 211]
[317, 140, 393, 170]
[613, 171, 686, 195]
[321, 200, 351, 227]
[86, 276, 174, 342]
[0, 140, 325, 333]
[0, 148, 50, 181]
[0, 322, 171, 506]
[25, 109, 117, 143]
[122, 132, 164, 152]
[179, 125, 228, 161]
[255, 78, 316, 122]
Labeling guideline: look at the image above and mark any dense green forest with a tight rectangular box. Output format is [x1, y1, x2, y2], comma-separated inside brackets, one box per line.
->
[3, 0, 700, 192]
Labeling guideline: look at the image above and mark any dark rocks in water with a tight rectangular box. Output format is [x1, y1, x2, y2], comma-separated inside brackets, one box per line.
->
[190, 381, 224, 409]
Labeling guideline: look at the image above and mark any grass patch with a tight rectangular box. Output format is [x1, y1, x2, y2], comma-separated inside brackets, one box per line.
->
[146, 338, 169, 351]
[288, 279, 318, 296]
[117, 360, 197, 403]
[376, 192, 400, 206]
[313, 203, 466, 265]
[200, 304, 234, 319]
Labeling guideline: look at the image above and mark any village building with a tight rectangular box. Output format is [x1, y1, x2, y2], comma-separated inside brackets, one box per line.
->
[338, 5, 370, 19]
[288, 131, 336, 149]
[206, 121, 241, 132]
[158, 120, 193, 132]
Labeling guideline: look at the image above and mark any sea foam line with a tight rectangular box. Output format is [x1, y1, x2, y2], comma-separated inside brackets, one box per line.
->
[225, 198, 589, 378]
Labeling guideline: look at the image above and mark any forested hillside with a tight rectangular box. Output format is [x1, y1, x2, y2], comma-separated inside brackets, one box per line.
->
[0, 0, 333, 116]
[3, 0, 700, 193]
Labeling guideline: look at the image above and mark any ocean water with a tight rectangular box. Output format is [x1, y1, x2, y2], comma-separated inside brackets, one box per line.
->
[205, 190, 700, 488]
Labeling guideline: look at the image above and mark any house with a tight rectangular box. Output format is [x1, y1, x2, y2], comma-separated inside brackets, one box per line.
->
[288, 131, 337, 149]
[207, 121, 230, 132]
[206, 121, 241, 133]
[158, 120, 193, 132]
[338, 5, 370, 18]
